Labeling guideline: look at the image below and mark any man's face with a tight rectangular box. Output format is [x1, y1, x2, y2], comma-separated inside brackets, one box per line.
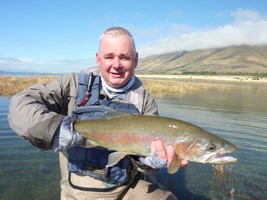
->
[96, 35, 138, 88]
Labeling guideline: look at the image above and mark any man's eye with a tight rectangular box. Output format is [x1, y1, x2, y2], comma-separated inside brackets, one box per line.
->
[105, 56, 113, 59]
[121, 56, 130, 60]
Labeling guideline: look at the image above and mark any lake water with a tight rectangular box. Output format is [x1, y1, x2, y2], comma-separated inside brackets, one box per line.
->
[0, 81, 266, 200]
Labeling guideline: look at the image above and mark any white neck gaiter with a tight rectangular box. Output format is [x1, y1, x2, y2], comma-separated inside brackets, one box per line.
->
[101, 76, 136, 99]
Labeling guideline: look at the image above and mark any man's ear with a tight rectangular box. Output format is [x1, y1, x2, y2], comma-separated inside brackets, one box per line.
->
[96, 52, 101, 66]
[134, 52, 139, 68]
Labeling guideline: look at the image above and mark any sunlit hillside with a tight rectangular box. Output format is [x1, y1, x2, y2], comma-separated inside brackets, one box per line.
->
[137, 45, 267, 75]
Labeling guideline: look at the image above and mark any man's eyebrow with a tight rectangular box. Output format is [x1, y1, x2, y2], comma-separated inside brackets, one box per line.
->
[120, 52, 132, 56]
[103, 52, 114, 56]
[104, 52, 131, 57]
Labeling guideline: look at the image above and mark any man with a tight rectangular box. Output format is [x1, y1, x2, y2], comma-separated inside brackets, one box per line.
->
[8, 27, 187, 199]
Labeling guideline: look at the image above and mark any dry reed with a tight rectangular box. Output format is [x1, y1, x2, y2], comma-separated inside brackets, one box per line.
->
[0, 75, 216, 97]
[0, 76, 56, 96]
[141, 79, 211, 95]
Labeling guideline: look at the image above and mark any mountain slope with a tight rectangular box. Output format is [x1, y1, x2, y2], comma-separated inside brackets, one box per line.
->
[136, 45, 267, 74]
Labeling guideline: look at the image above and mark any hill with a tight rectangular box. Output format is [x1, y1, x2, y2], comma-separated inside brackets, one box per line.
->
[136, 45, 267, 75]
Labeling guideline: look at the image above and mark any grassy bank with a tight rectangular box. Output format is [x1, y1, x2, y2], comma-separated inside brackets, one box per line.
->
[0, 76, 56, 96]
[1, 74, 266, 96]
[1, 75, 208, 96]
[141, 79, 211, 95]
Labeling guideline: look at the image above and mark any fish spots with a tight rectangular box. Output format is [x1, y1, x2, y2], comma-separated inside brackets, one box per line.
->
[81, 131, 151, 155]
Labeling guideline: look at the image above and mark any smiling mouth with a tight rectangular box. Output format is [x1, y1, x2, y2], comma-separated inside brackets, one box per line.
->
[111, 71, 125, 77]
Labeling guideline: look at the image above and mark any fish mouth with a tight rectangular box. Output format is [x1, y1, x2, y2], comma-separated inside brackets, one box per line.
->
[206, 153, 238, 164]
[203, 144, 237, 164]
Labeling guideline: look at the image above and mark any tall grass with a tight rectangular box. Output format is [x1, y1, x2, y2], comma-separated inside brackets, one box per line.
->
[0, 75, 220, 96]
[141, 79, 212, 95]
[0, 76, 56, 96]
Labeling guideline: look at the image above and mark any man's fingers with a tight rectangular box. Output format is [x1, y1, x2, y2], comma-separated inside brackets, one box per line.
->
[150, 139, 188, 168]
[155, 139, 167, 160]
[167, 145, 188, 168]
[151, 140, 157, 152]
[150, 139, 168, 160]
[180, 159, 188, 168]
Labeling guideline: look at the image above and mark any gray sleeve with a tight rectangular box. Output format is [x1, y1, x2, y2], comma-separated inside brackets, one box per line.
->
[8, 74, 77, 150]
[143, 90, 159, 116]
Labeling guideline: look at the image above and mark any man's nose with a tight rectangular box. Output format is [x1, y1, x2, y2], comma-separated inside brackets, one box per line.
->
[112, 57, 121, 68]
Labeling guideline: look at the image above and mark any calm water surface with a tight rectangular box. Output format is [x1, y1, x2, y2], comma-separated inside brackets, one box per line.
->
[0, 82, 266, 200]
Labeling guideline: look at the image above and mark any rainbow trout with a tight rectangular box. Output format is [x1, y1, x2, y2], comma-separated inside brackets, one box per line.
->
[74, 110, 237, 174]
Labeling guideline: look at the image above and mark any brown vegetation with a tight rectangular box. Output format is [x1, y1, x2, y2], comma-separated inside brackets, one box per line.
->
[0, 75, 208, 96]
[141, 79, 208, 95]
[2, 74, 265, 97]
[0, 76, 56, 96]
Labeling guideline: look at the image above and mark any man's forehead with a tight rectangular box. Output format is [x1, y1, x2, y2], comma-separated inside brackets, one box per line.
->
[102, 51, 132, 57]
[101, 35, 131, 45]
[100, 39, 132, 53]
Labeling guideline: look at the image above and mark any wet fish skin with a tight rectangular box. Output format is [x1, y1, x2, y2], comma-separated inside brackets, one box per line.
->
[74, 113, 237, 174]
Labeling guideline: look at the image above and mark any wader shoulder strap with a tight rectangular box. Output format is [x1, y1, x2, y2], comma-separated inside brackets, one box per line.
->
[77, 73, 101, 106]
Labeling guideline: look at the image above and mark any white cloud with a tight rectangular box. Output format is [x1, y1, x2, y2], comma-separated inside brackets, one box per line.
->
[139, 9, 267, 57]
[231, 8, 264, 23]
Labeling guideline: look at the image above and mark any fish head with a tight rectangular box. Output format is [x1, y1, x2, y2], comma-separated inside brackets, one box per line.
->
[198, 139, 237, 164]
[174, 132, 237, 165]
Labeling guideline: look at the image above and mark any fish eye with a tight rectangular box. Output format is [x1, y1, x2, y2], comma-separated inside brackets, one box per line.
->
[208, 144, 216, 151]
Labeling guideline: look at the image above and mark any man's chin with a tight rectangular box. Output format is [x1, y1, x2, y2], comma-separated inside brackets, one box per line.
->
[108, 79, 125, 88]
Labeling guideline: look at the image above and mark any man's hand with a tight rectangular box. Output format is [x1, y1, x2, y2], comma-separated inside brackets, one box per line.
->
[51, 116, 85, 152]
[152, 139, 188, 168]
[139, 139, 188, 169]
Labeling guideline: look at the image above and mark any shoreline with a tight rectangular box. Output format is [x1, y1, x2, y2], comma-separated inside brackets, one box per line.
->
[137, 74, 267, 85]
[1, 74, 267, 96]
[1, 74, 267, 84]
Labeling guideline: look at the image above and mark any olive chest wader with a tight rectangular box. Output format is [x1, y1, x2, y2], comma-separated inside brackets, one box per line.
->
[67, 73, 142, 192]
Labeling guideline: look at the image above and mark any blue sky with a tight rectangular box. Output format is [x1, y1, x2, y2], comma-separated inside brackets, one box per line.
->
[0, 0, 267, 73]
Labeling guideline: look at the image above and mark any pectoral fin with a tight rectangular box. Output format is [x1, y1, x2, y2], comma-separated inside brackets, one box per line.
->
[167, 155, 182, 174]
[106, 152, 127, 167]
